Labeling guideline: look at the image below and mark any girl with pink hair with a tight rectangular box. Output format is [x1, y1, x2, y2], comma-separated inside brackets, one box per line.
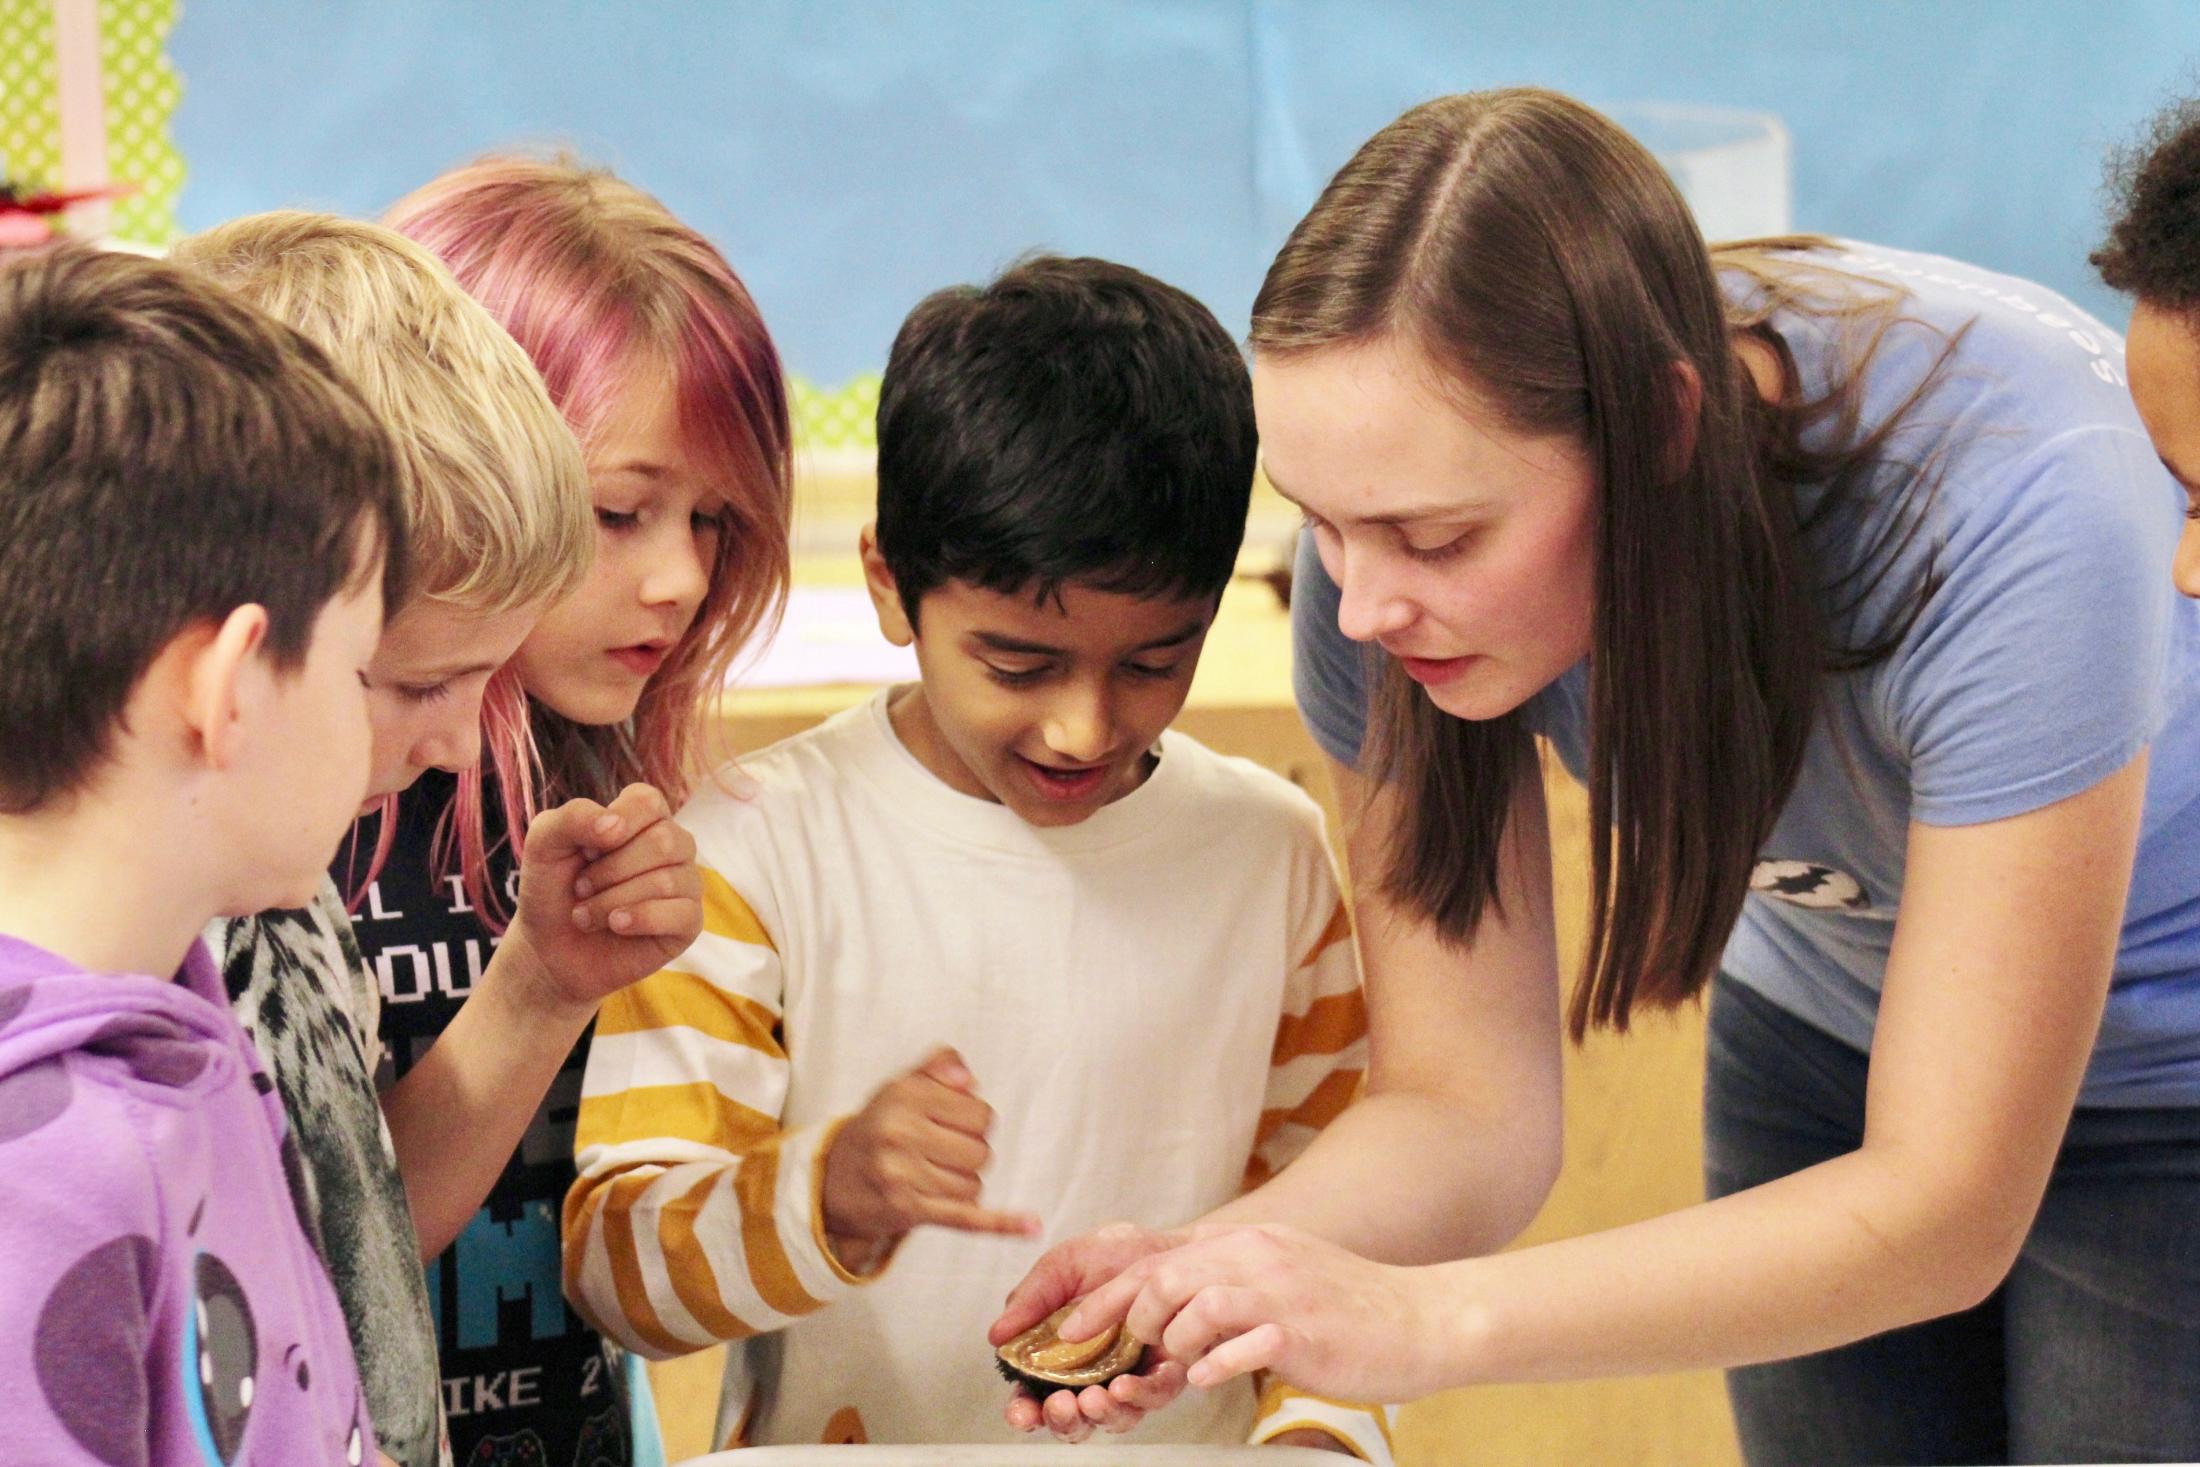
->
[341, 156, 793, 1467]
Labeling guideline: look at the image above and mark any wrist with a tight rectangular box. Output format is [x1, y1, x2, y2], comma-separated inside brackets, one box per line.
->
[816, 1119, 881, 1245]
[1416, 1258, 1500, 1395]
[479, 929, 597, 1034]
[814, 1116, 899, 1282]
[823, 1228, 894, 1277]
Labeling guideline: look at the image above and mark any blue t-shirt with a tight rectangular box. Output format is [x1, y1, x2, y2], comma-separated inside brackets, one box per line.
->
[1292, 241, 2200, 1108]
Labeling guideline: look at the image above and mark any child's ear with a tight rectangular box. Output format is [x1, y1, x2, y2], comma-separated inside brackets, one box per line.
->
[859, 522, 916, 648]
[172, 605, 271, 771]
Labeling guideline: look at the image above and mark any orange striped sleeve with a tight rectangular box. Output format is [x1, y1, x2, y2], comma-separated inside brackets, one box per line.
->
[1251, 1373, 1395, 1463]
[567, 857, 857, 1355]
[1245, 869, 1369, 1191]
[1295, 897, 1352, 970]
[1271, 987, 1368, 1065]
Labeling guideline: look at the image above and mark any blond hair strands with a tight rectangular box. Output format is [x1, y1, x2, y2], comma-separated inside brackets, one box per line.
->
[172, 211, 594, 617]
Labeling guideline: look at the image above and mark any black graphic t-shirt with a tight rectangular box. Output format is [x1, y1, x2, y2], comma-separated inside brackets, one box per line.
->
[337, 770, 637, 1467]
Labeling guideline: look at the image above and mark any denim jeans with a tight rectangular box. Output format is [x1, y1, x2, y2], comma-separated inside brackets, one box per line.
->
[1704, 975, 2200, 1465]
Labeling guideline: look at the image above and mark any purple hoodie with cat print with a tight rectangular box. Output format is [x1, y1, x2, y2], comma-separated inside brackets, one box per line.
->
[0, 933, 374, 1466]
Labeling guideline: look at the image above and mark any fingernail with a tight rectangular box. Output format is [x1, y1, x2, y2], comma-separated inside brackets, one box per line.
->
[593, 814, 621, 838]
[571, 905, 595, 931]
[573, 876, 593, 899]
[609, 909, 633, 932]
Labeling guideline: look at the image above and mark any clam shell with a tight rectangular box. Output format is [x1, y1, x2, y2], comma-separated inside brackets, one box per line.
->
[995, 1302, 1147, 1392]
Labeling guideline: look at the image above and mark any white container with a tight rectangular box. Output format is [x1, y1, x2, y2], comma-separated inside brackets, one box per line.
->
[681, 1447, 1351, 1466]
[1608, 102, 1793, 243]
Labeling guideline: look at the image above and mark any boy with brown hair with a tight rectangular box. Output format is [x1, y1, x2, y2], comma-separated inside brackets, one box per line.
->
[565, 256, 1387, 1458]
[0, 243, 402, 1465]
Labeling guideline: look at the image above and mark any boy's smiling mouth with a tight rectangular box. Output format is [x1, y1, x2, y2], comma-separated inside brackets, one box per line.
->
[1015, 754, 1114, 803]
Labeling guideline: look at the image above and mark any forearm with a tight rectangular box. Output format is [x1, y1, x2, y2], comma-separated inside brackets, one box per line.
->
[566, 1117, 868, 1356]
[1421, 768, 2139, 1389]
[1221, 751, 1561, 1265]
[1432, 1143, 2018, 1386]
[382, 933, 593, 1258]
[1209, 1086, 1556, 1264]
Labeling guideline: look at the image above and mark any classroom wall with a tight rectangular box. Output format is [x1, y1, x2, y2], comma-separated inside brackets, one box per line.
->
[167, 0, 2200, 402]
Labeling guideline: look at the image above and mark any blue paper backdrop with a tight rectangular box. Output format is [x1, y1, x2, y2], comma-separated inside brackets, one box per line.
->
[170, 1, 2200, 384]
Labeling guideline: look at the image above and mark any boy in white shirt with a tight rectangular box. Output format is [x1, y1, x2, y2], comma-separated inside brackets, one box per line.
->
[563, 256, 1387, 1459]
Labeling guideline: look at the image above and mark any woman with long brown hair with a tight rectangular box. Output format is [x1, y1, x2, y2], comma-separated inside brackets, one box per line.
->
[993, 89, 2200, 1463]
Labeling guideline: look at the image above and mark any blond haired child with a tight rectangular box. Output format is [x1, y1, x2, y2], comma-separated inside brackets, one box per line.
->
[177, 212, 706, 1467]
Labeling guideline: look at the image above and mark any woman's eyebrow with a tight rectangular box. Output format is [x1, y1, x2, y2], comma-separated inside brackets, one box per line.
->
[1264, 466, 1481, 527]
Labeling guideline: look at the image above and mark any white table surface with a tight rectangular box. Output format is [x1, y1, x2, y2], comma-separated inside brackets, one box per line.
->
[680, 1447, 1350, 1465]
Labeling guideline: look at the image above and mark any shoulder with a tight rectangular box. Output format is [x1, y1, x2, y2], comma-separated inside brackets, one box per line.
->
[210, 880, 375, 1066]
[0, 970, 196, 1249]
[688, 719, 837, 826]
[1156, 732, 1330, 846]
[1150, 737, 1346, 936]
[213, 880, 359, 998]
[1779, 242, 2143, 446]
[1288, 534, 1373, 767]
[0, 1052, 167, 1249]
[1750, 244, 2176, 595]
[679, 705, 881, 890]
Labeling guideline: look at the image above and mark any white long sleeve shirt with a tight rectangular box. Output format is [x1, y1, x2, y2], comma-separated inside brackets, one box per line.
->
[565, 691, 1389, 1459]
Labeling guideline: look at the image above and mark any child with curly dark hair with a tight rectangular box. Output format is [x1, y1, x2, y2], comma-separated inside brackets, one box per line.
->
[2098, 94, 2200, 598]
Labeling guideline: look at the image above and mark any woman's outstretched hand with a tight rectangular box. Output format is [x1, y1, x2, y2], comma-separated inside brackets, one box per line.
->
[990, 1222, 1192, 1440]
[1008, 1220, 1451, 1428]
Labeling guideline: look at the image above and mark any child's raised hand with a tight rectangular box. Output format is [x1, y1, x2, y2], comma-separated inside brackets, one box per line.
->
[822, 1046, 1041, 1247]
[506, 782, 704, 1012]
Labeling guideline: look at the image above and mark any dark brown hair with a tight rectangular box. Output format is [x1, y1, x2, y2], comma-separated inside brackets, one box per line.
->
[0, 244, 405, 813]
[2094, 94, 2200, 312]
[1253, 89, 1943, 1036]
[876, 254, 1256, 622]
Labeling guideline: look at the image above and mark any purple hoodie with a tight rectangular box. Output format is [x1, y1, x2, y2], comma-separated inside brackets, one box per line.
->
[0, 934, 375, 1466]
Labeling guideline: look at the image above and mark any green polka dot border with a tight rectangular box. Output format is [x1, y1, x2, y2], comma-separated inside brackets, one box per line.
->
[0, 1, 63, 196]
[99, 0, 182, 247]
[791, 373, 880, 452]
